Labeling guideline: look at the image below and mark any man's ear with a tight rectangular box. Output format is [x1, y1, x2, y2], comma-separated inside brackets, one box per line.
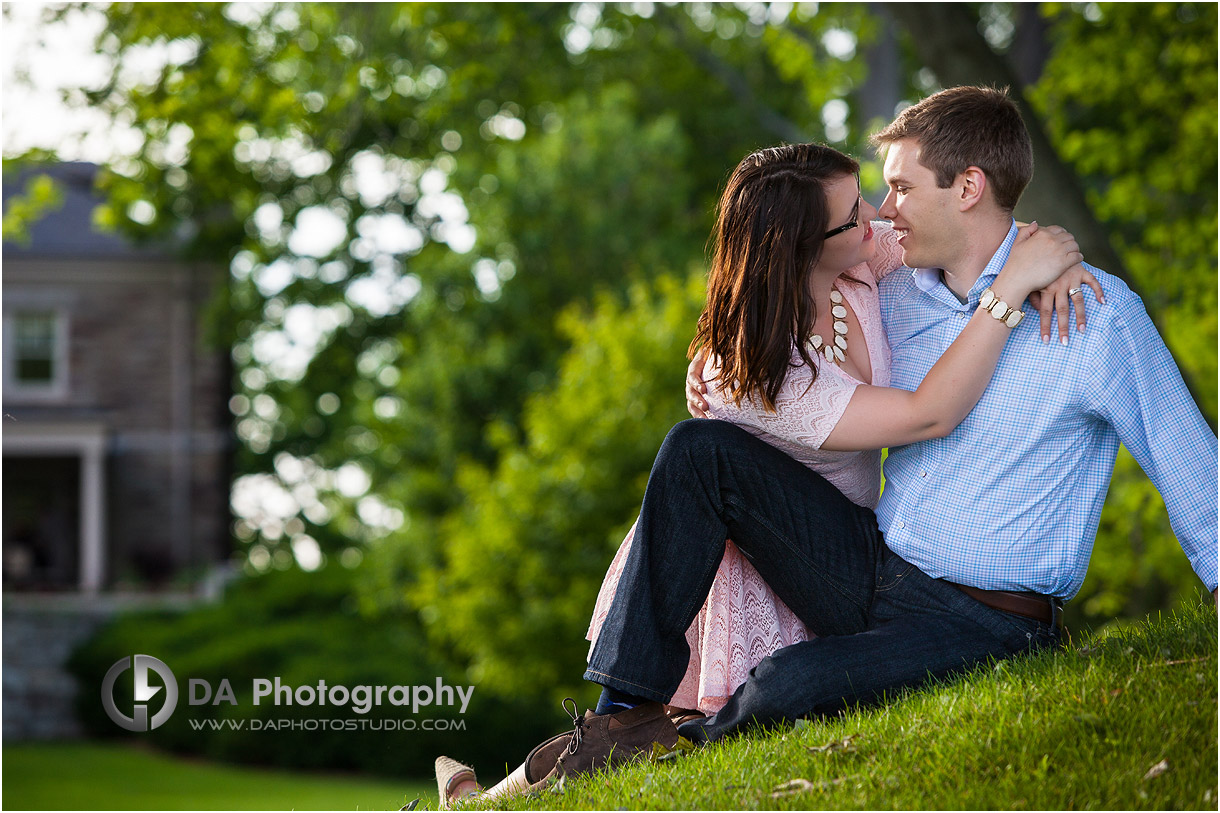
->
[957, 166, 987, 212]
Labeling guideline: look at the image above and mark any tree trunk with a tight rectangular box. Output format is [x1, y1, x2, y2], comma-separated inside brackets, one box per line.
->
[856, 3, 903, 133]
[1010, 3, 1051, 85]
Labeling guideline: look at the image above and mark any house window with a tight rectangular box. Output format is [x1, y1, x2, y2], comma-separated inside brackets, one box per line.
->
[5, 310, 68, 398]
[16, 312, 56, 382]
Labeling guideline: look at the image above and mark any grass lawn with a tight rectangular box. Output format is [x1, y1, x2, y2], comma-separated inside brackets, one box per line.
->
[5, 605, 1214, 811]
[1, 741, 434, 810]
[477, 602, 1217, 810]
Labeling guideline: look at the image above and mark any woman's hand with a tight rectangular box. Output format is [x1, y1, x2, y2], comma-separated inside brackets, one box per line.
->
[686, 349, 710, 419]
[1027, 266, 1105, 345]
[998, 223, 1084, 295]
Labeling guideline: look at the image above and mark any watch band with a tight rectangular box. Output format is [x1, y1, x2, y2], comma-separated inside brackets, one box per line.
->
[979, 287, 1024, 329]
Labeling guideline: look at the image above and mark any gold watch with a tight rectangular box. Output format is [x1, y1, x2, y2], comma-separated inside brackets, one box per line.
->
[979, 287, 1025, 329]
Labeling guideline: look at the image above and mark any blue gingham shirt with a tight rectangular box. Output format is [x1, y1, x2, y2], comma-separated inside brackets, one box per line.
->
[876, 222, 1218, 599]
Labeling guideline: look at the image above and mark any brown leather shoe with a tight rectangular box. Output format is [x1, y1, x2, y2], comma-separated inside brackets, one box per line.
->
[517, 699, 601, 790]
[544, 697, 678, 782]
[522, 729, 572, 784]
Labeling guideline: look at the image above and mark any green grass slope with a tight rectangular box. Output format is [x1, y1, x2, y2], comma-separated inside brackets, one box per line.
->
[4, 604, 1213, 811]
[486, 602, 1217, 811]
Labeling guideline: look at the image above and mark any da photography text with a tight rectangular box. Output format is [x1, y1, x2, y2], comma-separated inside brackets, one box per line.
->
[101, 654, 474, 733]
[193, 675, 474, 714]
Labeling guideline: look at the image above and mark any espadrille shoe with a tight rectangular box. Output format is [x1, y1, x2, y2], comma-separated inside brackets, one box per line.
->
[434, 755, 480, 809]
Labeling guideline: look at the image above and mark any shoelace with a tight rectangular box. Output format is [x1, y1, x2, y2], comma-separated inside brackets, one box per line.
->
[562, 697, 585, 755]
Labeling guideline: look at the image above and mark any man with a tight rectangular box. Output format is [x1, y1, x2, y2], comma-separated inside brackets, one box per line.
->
[864, 89, 1215, 612]
[466, 87, 1216, 791]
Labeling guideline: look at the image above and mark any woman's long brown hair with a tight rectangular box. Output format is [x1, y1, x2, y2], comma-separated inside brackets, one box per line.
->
[689, 144, 860, 411]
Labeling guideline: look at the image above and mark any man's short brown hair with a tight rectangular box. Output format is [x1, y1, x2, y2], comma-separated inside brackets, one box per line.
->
[870, 86, 1033, 212]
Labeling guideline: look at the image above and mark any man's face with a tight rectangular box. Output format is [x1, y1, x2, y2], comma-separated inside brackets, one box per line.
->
[878, 139, 960, 270]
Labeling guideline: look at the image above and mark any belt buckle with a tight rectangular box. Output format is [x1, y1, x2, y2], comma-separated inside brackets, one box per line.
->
[1049, 598, 1064, 632]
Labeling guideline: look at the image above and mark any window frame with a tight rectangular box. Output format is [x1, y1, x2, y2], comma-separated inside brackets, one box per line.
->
[4, 308, 70, 401]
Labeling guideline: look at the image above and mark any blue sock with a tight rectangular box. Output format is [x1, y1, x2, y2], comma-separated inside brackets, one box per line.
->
[594, 686, 649, 716]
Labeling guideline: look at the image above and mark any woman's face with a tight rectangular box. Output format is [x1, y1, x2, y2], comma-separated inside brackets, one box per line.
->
[817, 173, 878, 274]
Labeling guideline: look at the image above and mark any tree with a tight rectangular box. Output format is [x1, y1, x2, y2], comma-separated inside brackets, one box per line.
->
[8, 3, 1213, 681]
[22, 1, 867, 576]
[409, 273, 705, 702]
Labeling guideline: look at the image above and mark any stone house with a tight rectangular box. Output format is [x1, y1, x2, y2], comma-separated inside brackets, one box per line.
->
[2, 162, 235, 738]
[3, 162, 233, 593]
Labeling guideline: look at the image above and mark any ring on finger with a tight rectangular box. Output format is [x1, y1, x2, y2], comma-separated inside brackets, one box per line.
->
[1067, 287, 1082, 297]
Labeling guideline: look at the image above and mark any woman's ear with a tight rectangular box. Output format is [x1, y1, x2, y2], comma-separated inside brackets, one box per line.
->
[958, 166, 987, 212]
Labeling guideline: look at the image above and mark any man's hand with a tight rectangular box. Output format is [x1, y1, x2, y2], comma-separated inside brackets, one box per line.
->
[686, 349, 710, 419]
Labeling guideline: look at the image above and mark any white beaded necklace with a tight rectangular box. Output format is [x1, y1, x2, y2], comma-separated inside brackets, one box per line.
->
[807, 287, 849, 365]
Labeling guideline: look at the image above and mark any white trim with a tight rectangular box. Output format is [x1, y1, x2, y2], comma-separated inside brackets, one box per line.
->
[3, 422, 108, 593]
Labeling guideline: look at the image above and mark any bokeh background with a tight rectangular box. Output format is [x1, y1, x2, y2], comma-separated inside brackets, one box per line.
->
[2, 1, 1215, 804]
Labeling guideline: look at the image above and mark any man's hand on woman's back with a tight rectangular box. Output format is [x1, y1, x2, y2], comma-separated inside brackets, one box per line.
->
[686, 350, 711, 419]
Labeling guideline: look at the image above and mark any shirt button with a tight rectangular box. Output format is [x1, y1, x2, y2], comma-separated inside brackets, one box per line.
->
[957, 312, 967, 320]
[897, 521, 906, 530]
[919, 470, 928, 478]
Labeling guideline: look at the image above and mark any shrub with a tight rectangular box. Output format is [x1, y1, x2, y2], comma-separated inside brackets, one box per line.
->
[68, 564, 558, 778]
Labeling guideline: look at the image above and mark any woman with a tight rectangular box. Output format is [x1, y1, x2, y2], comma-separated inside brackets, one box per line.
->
[436, 143, 1096, 806]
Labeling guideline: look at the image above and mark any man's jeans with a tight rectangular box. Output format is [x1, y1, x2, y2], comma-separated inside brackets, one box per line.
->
[584, 420, 1059, 741]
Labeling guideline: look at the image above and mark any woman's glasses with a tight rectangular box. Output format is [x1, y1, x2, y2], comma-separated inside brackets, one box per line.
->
[824, 174, 862, 239]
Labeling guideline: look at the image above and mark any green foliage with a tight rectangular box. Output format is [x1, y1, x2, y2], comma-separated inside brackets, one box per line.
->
[36, 3, 867, 606]
[485, 602, 1218, 810]
[408, 272, 706, 703]
[1033, 2, 1217, 411]
[1, 166, 64, 244]
[358, 79, 707, 570]
[1031, 3, 1218, 625]
[66, 566, 556, 778]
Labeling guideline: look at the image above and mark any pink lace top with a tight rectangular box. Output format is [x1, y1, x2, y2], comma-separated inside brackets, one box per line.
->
[587, 223, 905, 713]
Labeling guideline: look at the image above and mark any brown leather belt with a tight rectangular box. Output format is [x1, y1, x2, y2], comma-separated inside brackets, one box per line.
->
[949, 582, 1062, 629]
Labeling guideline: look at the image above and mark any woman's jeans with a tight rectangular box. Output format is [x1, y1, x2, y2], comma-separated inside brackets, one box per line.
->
[584, 420, 1059, 741]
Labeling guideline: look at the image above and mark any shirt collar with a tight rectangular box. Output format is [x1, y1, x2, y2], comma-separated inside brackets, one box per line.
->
[909, 220, 1020, 302]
